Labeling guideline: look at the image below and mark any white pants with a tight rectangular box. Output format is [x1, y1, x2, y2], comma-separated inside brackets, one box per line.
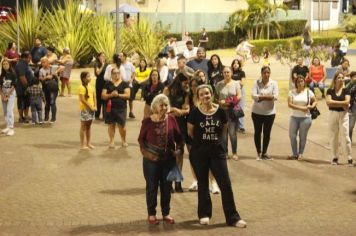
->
[328, 110, 352, 160]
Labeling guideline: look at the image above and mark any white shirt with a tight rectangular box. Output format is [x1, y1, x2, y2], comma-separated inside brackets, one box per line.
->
[167, 57, 178, 70]
[183, 47, 198, 60]
[339, 38, 349, 54]
[104, 64, 126, 82]
[159, 66, 169, 83]
[251, 79, 279, 115]
[289, 89, 314, 117]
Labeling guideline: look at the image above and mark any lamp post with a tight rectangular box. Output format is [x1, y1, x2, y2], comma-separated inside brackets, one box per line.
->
[16, 0, 20, 54]
[116, 0, 120, 53]
[181, 0, 186, 39]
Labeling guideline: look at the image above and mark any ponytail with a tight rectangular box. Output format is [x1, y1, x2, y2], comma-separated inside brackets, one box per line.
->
[80, 71, 89, 100]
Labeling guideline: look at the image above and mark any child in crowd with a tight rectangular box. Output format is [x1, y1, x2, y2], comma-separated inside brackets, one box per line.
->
[78, 71, 96, 150]
[26, 79, 45, 125]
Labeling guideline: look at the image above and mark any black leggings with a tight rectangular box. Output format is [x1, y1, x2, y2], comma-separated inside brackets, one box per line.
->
[251, 113, 275, 155]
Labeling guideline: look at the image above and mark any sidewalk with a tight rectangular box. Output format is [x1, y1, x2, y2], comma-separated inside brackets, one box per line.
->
[0, 89, 355, 235]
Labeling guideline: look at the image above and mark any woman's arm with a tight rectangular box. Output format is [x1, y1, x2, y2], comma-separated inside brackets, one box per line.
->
[187, 123, 194, 139]
[119, 87, 131, 100]
[321, 66, 326, 83]
[288, 96, 308, 112]
[326, 94, 350, 107]
[79, 94, 93, 111]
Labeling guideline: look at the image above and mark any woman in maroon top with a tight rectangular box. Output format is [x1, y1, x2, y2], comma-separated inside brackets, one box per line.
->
[138, 94, 184, 225]
[4, 42, 19, 68]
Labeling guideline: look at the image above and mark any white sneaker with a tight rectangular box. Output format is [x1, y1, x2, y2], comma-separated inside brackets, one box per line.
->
[210, 182, 220, 194]
[6, 129, 14, 136]
[122, 142, 128, 148]
[1, 127, 10, 134]
[199, 217, 210, 225]
[256, 153, 262, 161]
[188, 181, 198, 191]
[235, 219, 247, 228]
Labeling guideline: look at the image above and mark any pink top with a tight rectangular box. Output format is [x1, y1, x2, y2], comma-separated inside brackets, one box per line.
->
[309, 65, 325, 82]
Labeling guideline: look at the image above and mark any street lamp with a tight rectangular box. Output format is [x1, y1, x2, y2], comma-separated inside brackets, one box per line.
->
[116, 0, 120, 53]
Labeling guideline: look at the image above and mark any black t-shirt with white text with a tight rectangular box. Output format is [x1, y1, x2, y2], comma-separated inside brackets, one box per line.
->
[326, 88, 350, 112]
[188, 106, 227, 156]
[292, 65, 309, 78]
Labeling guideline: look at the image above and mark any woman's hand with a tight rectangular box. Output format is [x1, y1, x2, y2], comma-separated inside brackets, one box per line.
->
[111, 90, 119, 97]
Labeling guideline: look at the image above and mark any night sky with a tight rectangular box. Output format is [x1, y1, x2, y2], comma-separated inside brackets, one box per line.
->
[0, 0, 65, 9]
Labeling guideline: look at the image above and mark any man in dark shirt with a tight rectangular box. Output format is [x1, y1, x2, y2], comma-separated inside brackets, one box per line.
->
[186, 47, 209, 75]
[292, 57, 309, 85]
[15, 51, 34, 123]
[198, 27, 209, 50]
[31, 38, 47, 65]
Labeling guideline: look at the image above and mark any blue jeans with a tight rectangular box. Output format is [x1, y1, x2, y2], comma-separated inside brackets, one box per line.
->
[44, 90, 58, 121]
[238, 86, 246, 130]
[309, 82, 325, 97]
[289, 116, 312, 156]
[1, 91, 16, 129]
[349, 112, 356, 142]
[143, 158, 174, 216]
[30, 97, 43, 123]
[226, 118, 239, 154]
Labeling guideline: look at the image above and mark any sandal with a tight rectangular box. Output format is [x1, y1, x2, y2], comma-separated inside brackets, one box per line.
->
[147, 216, 159, 225]
[163, 215, 175, 224]
[232, 154, 239, 161]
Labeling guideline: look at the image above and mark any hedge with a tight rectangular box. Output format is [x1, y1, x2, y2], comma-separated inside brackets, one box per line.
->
[250, 35, 356, 54]
[168, 20, 308, 50]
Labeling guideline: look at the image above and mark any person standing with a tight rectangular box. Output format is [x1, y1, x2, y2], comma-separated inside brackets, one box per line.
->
[186, 47, 209, 75]
[138, 94, 183, 225]
[94, 52, 108, 120]
[326, 72, 352, 166]
[231, 59, 247, 133]
[119, 52, 136, 119]
[198, 28, 209, 50]
[4, 42, 19, 68]
[142, 69, 165, 119]
[183, 40, 198, 61]
[78, 71, 96, 150]
[46, 46, 58, 65]
[347, 71, 356, 142]
[0, 59, 16, 136]
[287, 75, 317, 160]
[163, 73, 190, 192]
[339, 33, 349, 56]
[251, 66, 279, 160]
[26, 79, 45, 125]
[102, 68, 130, 148]
[57, 48, 74, 97]
[301, 27, 313, 66]
[331, 43, 344, 68]
[188, 84, 246, 228]
[15, 51, 34, 123]
[39, 57, 58, 123]
[215, 66, 241, 161]
[207, 54, 224, 89]
[30, 38, 47, 65]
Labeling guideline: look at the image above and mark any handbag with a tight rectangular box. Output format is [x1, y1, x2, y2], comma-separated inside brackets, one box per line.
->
[166, 165, 184, 182]
[229, 103, 244, 120]
[46, 73, 59, 92]
[307, 89, 320, 120]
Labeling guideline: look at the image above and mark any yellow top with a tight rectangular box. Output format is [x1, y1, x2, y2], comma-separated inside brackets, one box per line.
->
[78, 84, 95, 111]
[135, 67, 151, 83]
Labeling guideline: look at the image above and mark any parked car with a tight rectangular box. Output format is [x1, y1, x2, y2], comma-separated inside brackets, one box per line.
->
[0, 6, 16, 22]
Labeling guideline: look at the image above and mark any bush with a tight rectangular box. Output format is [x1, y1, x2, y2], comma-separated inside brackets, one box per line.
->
[342, 14, 356, 33]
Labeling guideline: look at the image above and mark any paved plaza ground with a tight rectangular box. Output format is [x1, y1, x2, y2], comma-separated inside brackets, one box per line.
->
[0, 56, 356, 236]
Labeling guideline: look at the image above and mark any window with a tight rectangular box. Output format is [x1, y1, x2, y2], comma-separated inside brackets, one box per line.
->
[283, 0, 301, 10]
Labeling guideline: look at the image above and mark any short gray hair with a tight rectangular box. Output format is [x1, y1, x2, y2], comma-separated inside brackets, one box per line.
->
[150, 94, 171, 114]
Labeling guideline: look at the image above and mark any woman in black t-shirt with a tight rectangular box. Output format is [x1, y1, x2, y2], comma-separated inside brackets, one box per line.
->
[94, 52, 108, 120]
[0, 59, 16, 136]
[207, 54, 224, 89]
[326, 72, 352, 166]
[187, 84, 246, 228]
[101, 67, 130, 148]
[142, 69, 165, 119]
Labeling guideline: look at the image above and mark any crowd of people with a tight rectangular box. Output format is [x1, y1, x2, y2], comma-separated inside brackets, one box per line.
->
[1, 32, 355, 228]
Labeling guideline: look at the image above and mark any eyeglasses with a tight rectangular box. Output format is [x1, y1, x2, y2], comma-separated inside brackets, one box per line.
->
[223, 71, 231, 74]
[112, 72, 120, 74]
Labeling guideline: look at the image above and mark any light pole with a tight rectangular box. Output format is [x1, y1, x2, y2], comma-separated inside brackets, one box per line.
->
[116, 0, 120, 53]
[32, 0, 38, 16]
[181, 0, 186, 39]
[16, 0, 20, 54]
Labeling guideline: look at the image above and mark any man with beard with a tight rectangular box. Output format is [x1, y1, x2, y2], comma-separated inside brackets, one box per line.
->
[186, 48, 209, 75]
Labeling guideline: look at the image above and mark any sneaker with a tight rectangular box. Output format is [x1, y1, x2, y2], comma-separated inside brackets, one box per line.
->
[210, 182, 220, 194]
[199, 217, 210, 225]
[188, 181, 198, 192]
[238, 128, 246, 133]
[49, 120, 56, 124]
[235, 219, 247, 228]
[256, 153, 262, 161]
[129, 112, 135, 119]
[287, 155, 298, 160]
[348, 159, 353, 167]
[262, 154, 273, 160]
[6, 129, 14, 136]
[1, 127, 10, 134]
[331, 158, 338, 165]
